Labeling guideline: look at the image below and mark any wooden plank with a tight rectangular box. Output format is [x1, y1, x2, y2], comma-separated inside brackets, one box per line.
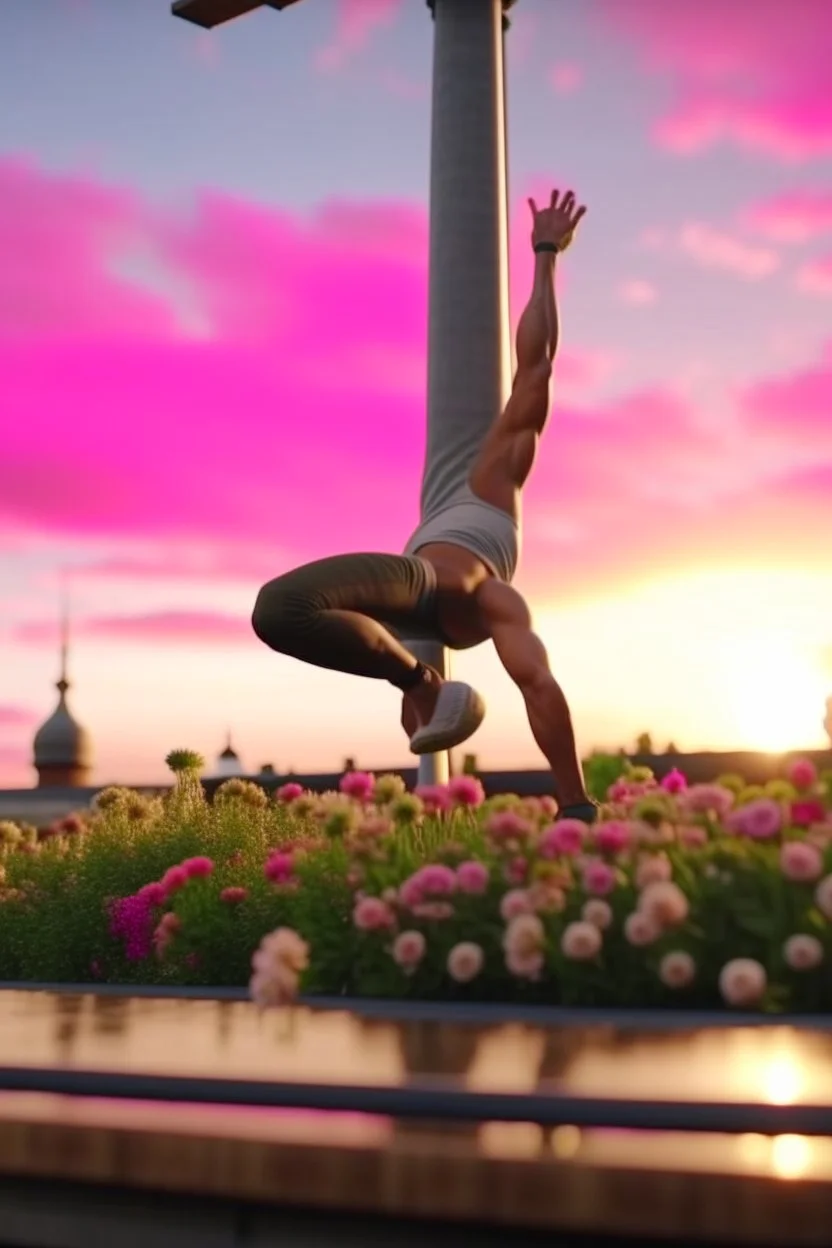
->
[1, 1093, 832, 1243]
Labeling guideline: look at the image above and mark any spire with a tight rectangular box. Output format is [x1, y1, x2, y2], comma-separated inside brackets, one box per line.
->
[32, 569, 93, 787]
[57, 571, 70, 700]
[219, 729, 239, 761]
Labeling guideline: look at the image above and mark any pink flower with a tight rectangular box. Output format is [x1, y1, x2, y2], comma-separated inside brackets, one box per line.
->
[608, 779, 630, 802]
[528, 882, 566, 913]
[538, 820, 585, 858]
[182, 855, 214, 879]
[678, 824, 708, 849]
[790, 799, 826, 827]
[411, 901, 454, 920]
[582, 899, 613, 930]
[456, 860, 490, 894]
[623, 911, 660, 946]
[447, 941, 484, 983]
[255, 927, 310, 974]
[593, 820, 632, 855]
[60, 814, 85, 835]
[659, 951, 696, 989]
[719, 958, 767, 1008]
[503, 912, 545, 960]
[153, 912, 181, 960]
[400, 863, 457, 909]
[447, 775, 485, 807]
[414, 784, 451, 814]
[783, 934, 823, 971]
[353, 896, 396, 931]
[108, 893, 157, 961]
[581, 859, 617, 896]
[264, 851, 295, 884]
[500, 888, 535, 921]
[638, 881, 689, 928]
[340, 770, 376, 801]
[727, 798, 782, 841]
[539, 795, 558, 817]
[220, 886, 248, 904]
[485, 809, 533, 842]
[787, 758, 818, 791]
[681, 784, 735, 818]
[660, 768, 687, 795]
[276, 782, 304, 803]
[635, 854, 672, 890]
[159, 865, 188, 897]
[779, 841, 823, 883]
[137, 882, 166, 907]
[391, 929, 426, 973]
[505, 948, 545, 979]
[561, 920, 602, 961]
[503, 856, 529, 885]
[250, 962, 301, 1008]
[814, 874, 832, 919]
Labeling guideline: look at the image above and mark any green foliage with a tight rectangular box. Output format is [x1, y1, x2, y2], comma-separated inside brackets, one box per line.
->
[583, 751, 628, 803]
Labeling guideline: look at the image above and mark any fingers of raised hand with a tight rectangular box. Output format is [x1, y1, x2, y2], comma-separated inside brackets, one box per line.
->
[527, 196, 538, 218]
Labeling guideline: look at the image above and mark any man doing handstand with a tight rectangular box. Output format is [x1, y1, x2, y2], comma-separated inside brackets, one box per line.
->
[252, 189, 595, 823]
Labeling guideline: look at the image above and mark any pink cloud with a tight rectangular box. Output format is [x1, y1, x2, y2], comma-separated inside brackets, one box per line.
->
[2, 157, 831, 611]
[73, 548, 280, 586]
[550, 63, 583, 95]
[0, 705, 38, 727]
[13, 612, 252, 647]
[617, 279, 657, 306]
[739, 345, 832, 439]
[678, 223, 780, 279]
[315, 0, 400, 72]
[593, 0, 832, 162]
[743, 191, 832, 243]
[555, 347, 617, 391]
[796, 255, 832, 296]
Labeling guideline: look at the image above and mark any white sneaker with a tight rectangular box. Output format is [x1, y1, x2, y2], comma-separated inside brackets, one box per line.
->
[409, 681, 486, 754]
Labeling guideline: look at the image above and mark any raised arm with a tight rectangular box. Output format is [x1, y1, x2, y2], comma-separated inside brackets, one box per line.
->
[481, 190, 586, 492]
[512, 189, 587, 418]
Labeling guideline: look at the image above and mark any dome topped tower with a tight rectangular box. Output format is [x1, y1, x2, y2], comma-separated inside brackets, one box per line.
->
[32, 596, 93, 788]
[213, 731, 243, 778]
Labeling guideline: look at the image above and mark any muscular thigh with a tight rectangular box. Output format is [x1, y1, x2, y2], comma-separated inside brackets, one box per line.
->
[468, 427, 534, 517]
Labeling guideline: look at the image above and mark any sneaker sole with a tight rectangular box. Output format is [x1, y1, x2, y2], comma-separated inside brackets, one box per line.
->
[409, 683, 486, 755]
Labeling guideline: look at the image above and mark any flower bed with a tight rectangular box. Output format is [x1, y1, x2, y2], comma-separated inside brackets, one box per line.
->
[1, 750, 831, 1013]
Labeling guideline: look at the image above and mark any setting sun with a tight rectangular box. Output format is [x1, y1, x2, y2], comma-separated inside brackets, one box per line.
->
[720, 635, 825, 753]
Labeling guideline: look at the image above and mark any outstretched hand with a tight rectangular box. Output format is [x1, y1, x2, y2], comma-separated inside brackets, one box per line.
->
[528, 189, 587, 252]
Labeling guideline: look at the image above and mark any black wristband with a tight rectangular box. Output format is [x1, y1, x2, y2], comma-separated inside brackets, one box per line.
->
[533, 241, 560, 254]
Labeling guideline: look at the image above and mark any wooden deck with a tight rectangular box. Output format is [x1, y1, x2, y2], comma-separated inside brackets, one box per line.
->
[1, 990, 832, 1246]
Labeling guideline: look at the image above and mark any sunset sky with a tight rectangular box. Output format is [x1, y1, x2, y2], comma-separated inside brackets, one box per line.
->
[1, 0, 831, 787]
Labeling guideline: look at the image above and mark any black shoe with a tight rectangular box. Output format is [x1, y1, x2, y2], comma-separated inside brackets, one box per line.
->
[556, 800, 598, 826]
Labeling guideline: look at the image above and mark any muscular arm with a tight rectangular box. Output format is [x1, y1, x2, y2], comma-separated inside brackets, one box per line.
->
[503, 189, 584, 442]
[516, 251, 559, 376]
[493, 253, 558, 487]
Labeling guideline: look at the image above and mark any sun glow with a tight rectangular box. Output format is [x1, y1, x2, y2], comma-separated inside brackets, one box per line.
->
[524, 566, 831, 758]
[718, 633, 826, 753]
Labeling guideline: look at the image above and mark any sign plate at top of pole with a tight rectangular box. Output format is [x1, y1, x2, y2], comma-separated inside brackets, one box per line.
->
[171, 0, 300, 31]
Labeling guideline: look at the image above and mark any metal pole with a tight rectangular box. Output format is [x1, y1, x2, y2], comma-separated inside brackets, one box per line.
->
[417, 0, 513, 787]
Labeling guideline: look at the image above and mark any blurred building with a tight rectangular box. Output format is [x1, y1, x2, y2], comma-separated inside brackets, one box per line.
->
[212, 733, 243, 779]
[32, 611, 92, 789]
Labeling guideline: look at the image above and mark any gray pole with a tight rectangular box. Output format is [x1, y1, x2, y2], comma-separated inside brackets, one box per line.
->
[413, 0, 513, 788]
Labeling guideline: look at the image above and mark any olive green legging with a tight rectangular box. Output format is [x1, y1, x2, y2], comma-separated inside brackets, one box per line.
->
[251, 552, 443, 691]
